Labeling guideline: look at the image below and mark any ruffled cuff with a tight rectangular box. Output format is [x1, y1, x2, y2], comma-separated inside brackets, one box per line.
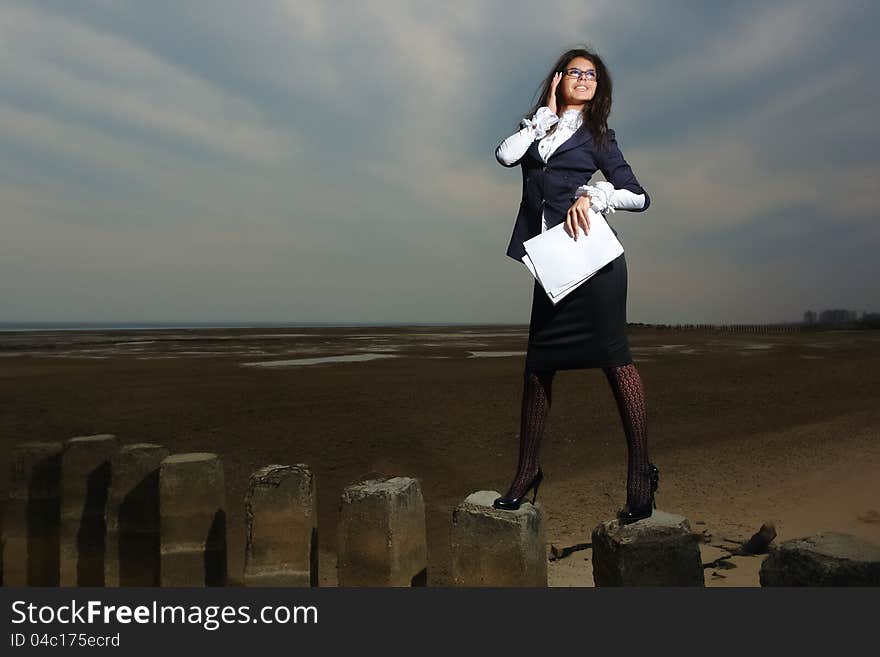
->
[520, 106, 559, 139]
[575, 181, 616, 214]
[576, 181, 647, 213]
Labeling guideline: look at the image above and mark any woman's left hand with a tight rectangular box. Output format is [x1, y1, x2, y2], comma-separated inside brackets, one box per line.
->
[565, 195, 591, 240]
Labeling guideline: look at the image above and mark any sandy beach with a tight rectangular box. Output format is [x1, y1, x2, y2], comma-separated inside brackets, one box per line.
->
[1, 325, 878, 586]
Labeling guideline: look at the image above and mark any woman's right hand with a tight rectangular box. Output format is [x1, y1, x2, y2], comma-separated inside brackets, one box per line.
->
[565, 195, 592, 240]
[546, 72, 562, 116]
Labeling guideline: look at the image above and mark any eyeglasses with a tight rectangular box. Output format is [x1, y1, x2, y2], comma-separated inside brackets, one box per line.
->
[563, 67, 597, 82]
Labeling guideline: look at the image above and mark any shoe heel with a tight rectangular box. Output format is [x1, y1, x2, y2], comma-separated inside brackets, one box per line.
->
[531, 469, 544, 504]
[649, 463, 659, 509]
[493, 468, 544, 511]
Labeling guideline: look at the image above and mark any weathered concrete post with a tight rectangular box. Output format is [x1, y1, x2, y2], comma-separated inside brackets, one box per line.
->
[760, 532, 880, 586]
[60, 434, 118, 586]
[105, 443, 168, 587]
[159, 453, 227, 586]
[337, 477, 427, 586]
[244, 464, 318, 587]
[451, 490, 547, 586]
[592, 510, 704, 586]
[2, 442, 63, 586]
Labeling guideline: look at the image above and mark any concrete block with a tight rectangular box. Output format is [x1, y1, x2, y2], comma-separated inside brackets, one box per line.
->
[760, 532, 880, 586]
[337, 476, 426, 586]
[2, 441, 62, 586]
[60, 434, 118, 586]
[159, 453, 226, 586]
[451, 490, 547, 587]
[244, 464, 318, 587]
[592, 510, 704, 586]
[105, 443, 168, 586]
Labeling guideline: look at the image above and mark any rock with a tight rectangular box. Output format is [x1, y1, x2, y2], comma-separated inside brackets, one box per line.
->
[337, 476, 427, 586]
[244, 464, 318, 587]
[159, 453, 227, 587]
[2, 442, 62, 586]
[592, 510, 704, 586]
[105, 443, 167, 586]
[60, 434, 118, 586]
[760, 532, 880, 586]
[741, 522, 776, 555]
[450, 491, 546, 586]
[548, 542, 591, 562]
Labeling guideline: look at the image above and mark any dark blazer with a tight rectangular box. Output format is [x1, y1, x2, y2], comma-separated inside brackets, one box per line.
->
[502, 126, 650, 262]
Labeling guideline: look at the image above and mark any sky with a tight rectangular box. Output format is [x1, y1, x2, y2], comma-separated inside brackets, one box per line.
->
[1, 0, 878, 325]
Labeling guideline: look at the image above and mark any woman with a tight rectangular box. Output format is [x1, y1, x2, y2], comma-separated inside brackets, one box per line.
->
[493, 47, 659, 524]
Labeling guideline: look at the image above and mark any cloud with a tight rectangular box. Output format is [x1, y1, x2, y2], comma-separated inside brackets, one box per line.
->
[0, 3, 295, 162]
[1, 0, 877, 323]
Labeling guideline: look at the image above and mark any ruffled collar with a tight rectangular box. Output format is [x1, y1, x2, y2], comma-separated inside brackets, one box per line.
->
[558, 108, 584, 131]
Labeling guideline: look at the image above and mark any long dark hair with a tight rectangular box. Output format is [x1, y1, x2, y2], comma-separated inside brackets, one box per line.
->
[524, 46, 613, 149]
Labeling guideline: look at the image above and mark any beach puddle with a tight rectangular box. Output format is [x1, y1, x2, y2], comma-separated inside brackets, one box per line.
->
[241, 353, 398, 367]
[352, 345, 401, 352]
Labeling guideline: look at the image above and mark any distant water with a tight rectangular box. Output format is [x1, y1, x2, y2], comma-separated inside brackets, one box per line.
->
[0, 321, 507, 332]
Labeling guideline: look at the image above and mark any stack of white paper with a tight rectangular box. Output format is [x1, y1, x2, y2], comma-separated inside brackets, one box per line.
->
[522, 208, 624, 305]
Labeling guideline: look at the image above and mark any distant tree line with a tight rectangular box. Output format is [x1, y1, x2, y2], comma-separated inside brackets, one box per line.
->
[629, 323, 806, 333]
[624, 309, 880, 331]
[802, 309, 880, 329]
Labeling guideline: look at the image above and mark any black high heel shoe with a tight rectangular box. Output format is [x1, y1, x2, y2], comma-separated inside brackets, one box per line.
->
[493, 468, 544, 511]
[617, 462, 659, 524]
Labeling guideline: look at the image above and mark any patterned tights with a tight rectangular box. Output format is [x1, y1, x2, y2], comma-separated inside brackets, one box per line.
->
[603, 363, 652, 510]
[502, 363, 651, 509]
[502, 368, 555, 500]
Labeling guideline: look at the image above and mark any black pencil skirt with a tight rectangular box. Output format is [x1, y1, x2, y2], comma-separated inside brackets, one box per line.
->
[525, 252, 633, 371]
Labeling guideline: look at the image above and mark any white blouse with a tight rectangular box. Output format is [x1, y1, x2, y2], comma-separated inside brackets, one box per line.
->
[495, 107, 646, 236]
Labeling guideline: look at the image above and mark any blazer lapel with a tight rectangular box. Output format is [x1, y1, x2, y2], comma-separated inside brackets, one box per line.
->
[549, 125, 591, 159]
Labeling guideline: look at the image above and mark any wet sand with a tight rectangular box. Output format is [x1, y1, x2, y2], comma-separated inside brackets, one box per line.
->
[1, 325, 878, 586]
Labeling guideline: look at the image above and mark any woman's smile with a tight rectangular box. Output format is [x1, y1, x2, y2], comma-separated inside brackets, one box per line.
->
[561, 56, 597, 105]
